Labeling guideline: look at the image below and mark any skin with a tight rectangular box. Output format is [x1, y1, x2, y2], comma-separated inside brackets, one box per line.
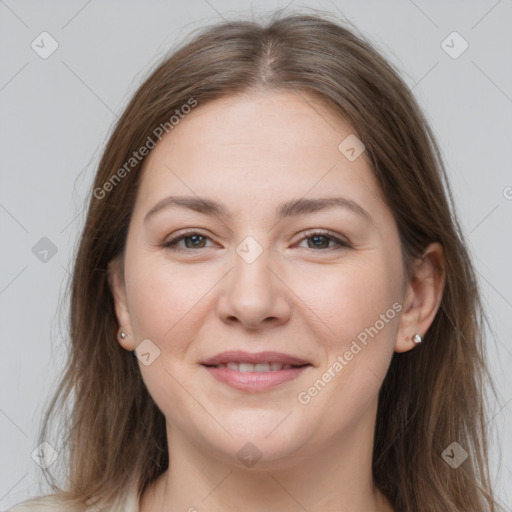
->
[109, 90, 445, 511]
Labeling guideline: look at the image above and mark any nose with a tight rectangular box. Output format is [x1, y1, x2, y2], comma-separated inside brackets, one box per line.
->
[216, 246, 292, 331]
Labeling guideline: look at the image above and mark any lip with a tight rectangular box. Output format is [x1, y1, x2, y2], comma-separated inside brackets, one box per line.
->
[201, 351, 312, 392]
[201, 350, 311, 366]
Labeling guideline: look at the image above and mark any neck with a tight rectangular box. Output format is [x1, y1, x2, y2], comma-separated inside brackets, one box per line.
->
[140, 405, 393, 512]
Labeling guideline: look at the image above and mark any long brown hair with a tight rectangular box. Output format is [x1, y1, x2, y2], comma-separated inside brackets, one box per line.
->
[21, 8, 499, 511]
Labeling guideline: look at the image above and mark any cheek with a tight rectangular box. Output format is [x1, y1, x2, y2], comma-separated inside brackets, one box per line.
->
[123, 255, 214, 419]
[125, 251, 212, 343]
[291, 255, 402, 348]
[291, 256, 401, 418]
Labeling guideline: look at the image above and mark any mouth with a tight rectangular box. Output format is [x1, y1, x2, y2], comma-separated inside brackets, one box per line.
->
[201, 351, 312, 392]
[206, 361, 305, 372]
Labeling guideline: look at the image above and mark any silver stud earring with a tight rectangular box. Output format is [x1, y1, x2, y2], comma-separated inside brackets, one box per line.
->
[413, 333, 423, 344]
[119, 331, 127, 339]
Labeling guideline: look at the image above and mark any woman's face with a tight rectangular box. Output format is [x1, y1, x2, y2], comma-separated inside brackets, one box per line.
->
[111, 90, 416, 468]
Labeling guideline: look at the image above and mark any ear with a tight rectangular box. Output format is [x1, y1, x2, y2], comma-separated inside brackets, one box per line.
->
[395, 242, 446, 353]
[108, 257, 136, 351]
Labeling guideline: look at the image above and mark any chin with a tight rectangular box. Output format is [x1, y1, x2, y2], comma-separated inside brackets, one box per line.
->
[195, 417, 313, 469]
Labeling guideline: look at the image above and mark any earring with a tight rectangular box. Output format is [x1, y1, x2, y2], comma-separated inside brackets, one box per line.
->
[119, 331, 127, 339]
[412, 333, 423, 344]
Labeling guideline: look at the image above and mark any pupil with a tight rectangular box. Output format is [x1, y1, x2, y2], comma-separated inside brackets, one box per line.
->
[184, 235, 330, 250]
[187, 235, 204, 248]
[310, 236, 328, 249]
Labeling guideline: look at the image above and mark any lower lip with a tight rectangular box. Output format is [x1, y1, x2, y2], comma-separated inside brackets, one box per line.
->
[203, 365, 310, 392]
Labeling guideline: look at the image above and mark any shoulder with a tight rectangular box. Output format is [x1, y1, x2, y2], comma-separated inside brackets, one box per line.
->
[6, 488, 140, 512]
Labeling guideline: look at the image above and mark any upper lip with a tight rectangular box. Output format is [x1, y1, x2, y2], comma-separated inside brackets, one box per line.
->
[201, 351, 311, 366]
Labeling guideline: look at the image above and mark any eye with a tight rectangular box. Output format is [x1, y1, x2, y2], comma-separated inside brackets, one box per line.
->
[162, 229, 351, 253]
[163, 231, 216, 251]
[296, 230, 351, 251]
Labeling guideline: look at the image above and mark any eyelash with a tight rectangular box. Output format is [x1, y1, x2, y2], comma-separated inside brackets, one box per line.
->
[162, 229, 351, 253]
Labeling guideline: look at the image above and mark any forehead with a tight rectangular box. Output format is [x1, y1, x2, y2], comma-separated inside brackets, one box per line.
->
[133, 90, 385, 218]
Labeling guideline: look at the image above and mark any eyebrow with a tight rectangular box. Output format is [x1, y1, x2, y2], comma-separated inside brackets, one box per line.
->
[144, 195, 372, 224]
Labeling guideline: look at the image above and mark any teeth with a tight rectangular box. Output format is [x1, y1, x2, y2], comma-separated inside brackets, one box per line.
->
[214, 362, 297, 372]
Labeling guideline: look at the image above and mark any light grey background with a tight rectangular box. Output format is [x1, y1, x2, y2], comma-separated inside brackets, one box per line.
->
[1, 0, 511, 509]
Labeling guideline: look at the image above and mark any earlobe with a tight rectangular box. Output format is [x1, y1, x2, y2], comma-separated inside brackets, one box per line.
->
[108, 258, 135, 351]
[395, 242, 446, 353]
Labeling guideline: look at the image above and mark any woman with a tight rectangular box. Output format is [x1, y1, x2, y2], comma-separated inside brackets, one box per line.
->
[9, 9, 500, 512]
